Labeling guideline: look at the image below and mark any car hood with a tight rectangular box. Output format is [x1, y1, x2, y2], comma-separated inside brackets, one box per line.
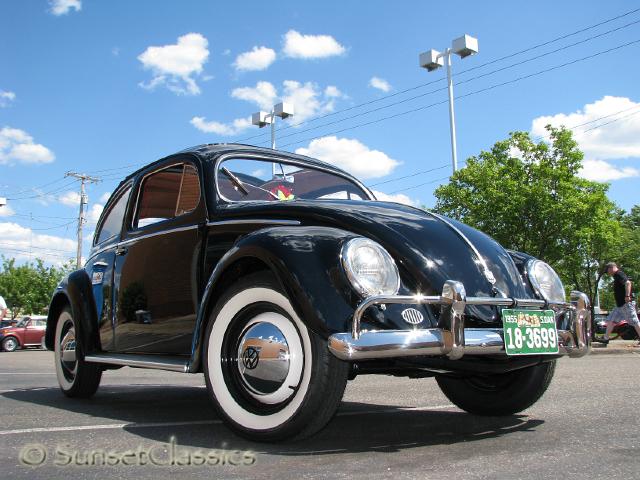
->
[219, 200, 528, 313]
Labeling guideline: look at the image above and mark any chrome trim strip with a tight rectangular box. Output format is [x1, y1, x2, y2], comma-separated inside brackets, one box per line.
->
[206, 219, 301, 227]
[118, 224, 200, 247]
[84, 354, 189, 373]
[428, 211, 497, 285]
[213, 151, 374, 204]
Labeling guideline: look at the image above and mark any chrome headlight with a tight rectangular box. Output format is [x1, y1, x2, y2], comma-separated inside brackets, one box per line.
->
[526, 259, 565, 303]
[341, 238, 400, 297]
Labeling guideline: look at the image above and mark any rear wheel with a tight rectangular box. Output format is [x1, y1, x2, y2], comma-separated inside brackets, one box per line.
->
[54, 306, 102, 398]
[204, 272, 349, 442]
[2, 336, 19, 352]
[436, 360, 556, 416]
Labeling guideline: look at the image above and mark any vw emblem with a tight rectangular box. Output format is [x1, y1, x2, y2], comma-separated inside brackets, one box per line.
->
[242, 347, 260, 370]
[401, 308, 424, 325]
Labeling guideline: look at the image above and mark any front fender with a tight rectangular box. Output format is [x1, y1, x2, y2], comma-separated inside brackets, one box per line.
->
[189, 226, 360, 372]
[45, 270, 100, 358]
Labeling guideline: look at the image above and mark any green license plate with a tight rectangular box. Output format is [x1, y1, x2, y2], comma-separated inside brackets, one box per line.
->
[502, 309, 559, 355]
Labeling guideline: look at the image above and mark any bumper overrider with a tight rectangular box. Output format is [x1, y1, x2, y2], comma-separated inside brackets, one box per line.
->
[328, 280, 591, 361]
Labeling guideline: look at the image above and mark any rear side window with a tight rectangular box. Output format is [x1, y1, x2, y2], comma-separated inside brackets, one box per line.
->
[96, 186, 131, 245]
[135, 163, 201, 228]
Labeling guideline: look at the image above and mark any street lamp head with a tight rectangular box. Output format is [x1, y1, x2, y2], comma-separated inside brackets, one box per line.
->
[251, 111, 272, 128]
[274, 102, 294, 119]
[419, 49, 443, 71]
[452, 34, 478, 58]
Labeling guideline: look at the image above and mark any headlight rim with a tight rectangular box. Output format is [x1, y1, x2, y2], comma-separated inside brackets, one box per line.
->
[525, 258, 565, 303]
[340, 237, 401, 298]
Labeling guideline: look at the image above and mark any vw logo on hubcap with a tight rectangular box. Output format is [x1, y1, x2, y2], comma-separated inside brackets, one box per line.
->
[242, 346, 260, 370]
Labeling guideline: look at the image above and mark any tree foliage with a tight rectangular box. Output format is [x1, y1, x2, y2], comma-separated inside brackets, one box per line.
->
[0, 257, 72, 319]
[433, 126, 622, 310]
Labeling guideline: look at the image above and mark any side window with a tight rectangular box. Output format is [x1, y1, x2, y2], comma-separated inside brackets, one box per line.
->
[135, 163, 201, 229]
[96, 186, 131, 245]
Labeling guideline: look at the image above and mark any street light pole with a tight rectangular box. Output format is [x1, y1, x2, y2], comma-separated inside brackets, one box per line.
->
[443, 48, 458, 172]
[420, 34, 479, 174]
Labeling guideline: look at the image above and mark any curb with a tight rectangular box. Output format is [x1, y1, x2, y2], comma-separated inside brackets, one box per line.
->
[590, 340, 640, 355]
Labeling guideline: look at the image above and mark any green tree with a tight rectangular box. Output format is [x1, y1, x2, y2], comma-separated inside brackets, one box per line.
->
[0, 257, 73, 319]
[433, 126, 621, 310]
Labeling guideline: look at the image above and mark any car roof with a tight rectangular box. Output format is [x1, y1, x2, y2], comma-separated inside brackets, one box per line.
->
[117, 143, 355, 189]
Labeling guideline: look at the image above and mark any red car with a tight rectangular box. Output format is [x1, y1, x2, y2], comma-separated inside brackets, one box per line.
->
[0, 316, 47, 352]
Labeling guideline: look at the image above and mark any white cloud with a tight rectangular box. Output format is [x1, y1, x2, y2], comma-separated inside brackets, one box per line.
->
[369, 76, 392, 93]
[233, 46, 276, 71]
[49, 0, 81, 15]
[99, 192, 111, 203]
[579, 159, 640, 182]
[88, 204, 104, 225]
[0, 127, 55, 165]
[138, 33, 209, 95]
[0, 205, 15, 217]
[0, 222, 76, 264]
[231, 81, 278, 111]
[296, 136, 400, 179]
[371, 190, 417, 206]
[0, 90, 16, 108]
[222, 49, 231, 56]
[58, 191, 80, 207]
[230, 80, 340, 123]
[324, 86, 343, 98]
[190, 116, 252, 136]
[531, 96, 640, 171]
[282, 30, 346, 59]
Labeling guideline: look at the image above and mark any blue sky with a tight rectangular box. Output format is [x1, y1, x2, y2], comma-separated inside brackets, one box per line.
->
[1, 0, 639, 264]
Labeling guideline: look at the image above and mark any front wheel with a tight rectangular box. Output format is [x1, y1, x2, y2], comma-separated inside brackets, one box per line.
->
[2, 336, 19, 352]
[54, 306, 102, 398]
[436, 360, 556, 416]
[204, 272, 349, 442]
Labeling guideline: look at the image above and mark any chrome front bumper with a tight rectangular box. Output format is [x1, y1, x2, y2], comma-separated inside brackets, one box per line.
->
[328, 280, 591, 361]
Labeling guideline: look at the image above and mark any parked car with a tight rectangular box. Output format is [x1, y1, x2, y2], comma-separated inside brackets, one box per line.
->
[45, 144, 591, 441]
[1, 315, 48, 352]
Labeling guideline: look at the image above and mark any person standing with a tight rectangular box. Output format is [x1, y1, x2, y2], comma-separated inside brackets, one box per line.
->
[600, 262, 640, 345]
[0, 295, 7, 320]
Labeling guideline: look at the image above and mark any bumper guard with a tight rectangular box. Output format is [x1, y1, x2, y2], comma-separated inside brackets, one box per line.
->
[328, 280, 591, 361]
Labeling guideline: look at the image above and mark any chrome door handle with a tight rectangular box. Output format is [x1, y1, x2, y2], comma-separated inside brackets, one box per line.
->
[115, 245, 128, 256]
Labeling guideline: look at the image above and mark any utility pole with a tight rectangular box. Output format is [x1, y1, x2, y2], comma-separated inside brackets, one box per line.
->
[65, 172, 100, 268]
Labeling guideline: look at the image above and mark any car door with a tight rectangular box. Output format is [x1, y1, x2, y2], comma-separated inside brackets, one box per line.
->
[21, 319, 37, 344]
[113, 157, 206, 355]
[85, 183, 132, 352]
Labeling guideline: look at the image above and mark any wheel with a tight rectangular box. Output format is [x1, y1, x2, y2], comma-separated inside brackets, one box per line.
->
[2, 336, 19, 352]
[54, 306, 102, 398]
[436, 360, 556, 416]
[203, 272, 349, 442]
[620, 326, 638, 340]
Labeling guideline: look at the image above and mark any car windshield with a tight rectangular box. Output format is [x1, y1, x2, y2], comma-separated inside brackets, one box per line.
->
[216, 158, 370, 202]
[16, 319, 29, 328]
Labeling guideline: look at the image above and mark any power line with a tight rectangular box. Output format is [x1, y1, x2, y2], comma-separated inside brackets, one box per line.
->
[390, 176, 452, 194]
[234, 6, 640, 144]
[259, 19, 640, 149]
[278, 37, 640, 150]
[367, 164, 449, 187]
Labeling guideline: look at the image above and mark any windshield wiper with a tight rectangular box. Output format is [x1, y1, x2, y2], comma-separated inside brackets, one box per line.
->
[221, 167, 279, 200]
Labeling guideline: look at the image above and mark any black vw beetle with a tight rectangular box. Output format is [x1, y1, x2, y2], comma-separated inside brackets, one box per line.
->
[46, 144, 591, 441]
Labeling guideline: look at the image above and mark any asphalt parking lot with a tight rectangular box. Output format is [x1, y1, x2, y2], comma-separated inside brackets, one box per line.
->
[1, 349, 639, 480]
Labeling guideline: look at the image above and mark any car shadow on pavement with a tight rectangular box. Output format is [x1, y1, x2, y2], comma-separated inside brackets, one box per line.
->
[2, 384, 544, 455]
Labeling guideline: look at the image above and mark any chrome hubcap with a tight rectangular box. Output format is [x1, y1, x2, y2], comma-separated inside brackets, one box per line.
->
[59, 321, 77, 377]
[237, 321, 291, 396]
[4, 338, 16, 350]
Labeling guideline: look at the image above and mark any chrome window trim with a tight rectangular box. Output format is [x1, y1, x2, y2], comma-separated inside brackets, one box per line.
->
[206, 219, 301, 227]
[118, 224, 200, 247]
[213, 152, 374, 204]
[130, 161, 202, 232]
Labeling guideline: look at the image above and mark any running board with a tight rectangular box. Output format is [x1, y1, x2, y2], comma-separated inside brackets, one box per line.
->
[84, 354, 190, 373]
